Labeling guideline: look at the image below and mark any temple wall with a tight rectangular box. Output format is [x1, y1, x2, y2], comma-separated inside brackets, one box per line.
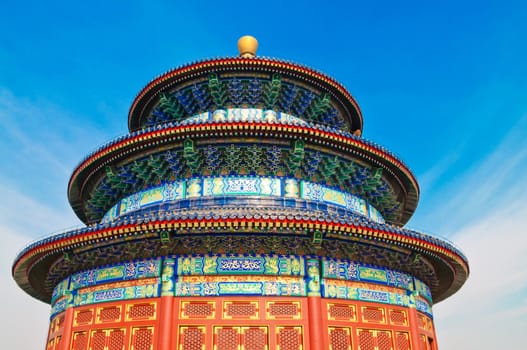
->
[45, 255, 437, 349]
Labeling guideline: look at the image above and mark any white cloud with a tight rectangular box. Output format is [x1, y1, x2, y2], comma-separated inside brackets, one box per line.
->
[430, 116, 527, 349]
[0, 90, 96, 349]
[0, 88, 78, 175]
[2, 227, 51, 350]
[412, 115, 527, 234]
[0, 181, 80, 238]
[434, 198, 527, 350]
[0, 88, 119, 214]
[1, 182, 80, 350]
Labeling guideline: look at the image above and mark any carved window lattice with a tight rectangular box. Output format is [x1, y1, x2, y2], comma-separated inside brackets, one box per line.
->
[376, 331, 393, 350]
[76, 310, 94, 325]
[54, 315, 65, 332]
[358, 329, 394, 350]
[418, 315, 425, 329]
[108, 329, 125, 350]
[420, 335, 428, 350]
[225, 303, 257, 318]
[389, 310, 407, 325]
[180, 327, 205, 350]
[46, 336, 60, 350]
[132, 328, 153, 350]
[47, 336, 60, 350]
[269, 303, 299, 318]
[72, 332, 88, 350]
[358, 330, 375, 350]
[422, 314, 433, 331]
[395, 332, 410, 350]
[129, 303, 155, 319]
[48, 320, 55, 336]
[216, 327, 239, 350]
[329, 327, 351, 350]
[277, 327, 302, 350]
[99, 307, 121, 322]
[243, 327, 268, 350]
[183, 302, 214, 318]
[362, 307, 384, 323]
[91, 330, 107, 350]
[329, 304, 355, 320]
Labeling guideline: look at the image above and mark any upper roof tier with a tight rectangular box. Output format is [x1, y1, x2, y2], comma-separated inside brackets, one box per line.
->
[128, 56, 363, 133]
[68, 37, 419, 226]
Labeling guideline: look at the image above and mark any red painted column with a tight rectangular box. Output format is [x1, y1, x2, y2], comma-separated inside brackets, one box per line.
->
[158, 297, 173, 350]
[58, 307, 74, 350]
[408, 292, 423, 350]
[158, 258, 176, 350]
[306, 258, 325, 349]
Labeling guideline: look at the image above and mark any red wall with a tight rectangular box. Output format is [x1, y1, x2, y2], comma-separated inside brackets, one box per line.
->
[46, 296, 437, 349]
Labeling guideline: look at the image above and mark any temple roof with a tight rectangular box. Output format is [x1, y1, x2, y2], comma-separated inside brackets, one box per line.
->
[12, 204, 468, 305]
[67, 117, 419, 226]
[127, 57, 363, 133]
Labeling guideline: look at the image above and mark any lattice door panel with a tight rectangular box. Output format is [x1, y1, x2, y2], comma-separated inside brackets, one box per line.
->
[46, 336, 61, 350]
[276, 326, 303, 350]
[419, 335, 435, 350]
[394, 332, 410, 350]
[179, 326, 206, 350]
[214, 327, 240, 350]
[88, 328, 126, 350]
[212, 326, 269, 350]
[329, 327, 352, 350]
[242, 327, 268, 350]
[130, 327, 154, 350]
[357, 329, 394, 350]
[72, 331, 89, 350]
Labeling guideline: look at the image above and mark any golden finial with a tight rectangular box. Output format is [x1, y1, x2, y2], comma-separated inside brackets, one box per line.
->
[238, 35, 258, 58]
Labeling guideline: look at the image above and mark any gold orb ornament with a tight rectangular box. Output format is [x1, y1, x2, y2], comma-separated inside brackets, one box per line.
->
[238, 35, 258, 58]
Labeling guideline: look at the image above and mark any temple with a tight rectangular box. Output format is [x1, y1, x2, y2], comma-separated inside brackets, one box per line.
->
[13, 36, 469, 350]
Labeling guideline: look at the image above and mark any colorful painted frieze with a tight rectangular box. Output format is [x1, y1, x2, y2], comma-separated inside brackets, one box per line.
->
[51, 278, 70, 304]
[103, 177, 386, 223]
[176, 255, 305, 276]
[414, 277, 433, 303]
[321, 279, 416, 311]
[50, 297, 68, 318]
[73, 279, 160, 307]
[69, 258, 161, 290]
[202, 177, 282, 197]
[175, 275, 305, 297]
[183, 108, 309, 126]
[322, 259, 414, 291]
[415, 298, 433, 316]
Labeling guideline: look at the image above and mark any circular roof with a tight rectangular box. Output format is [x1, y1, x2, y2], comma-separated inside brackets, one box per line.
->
[128, 57, 363, 133]
[12, 206, 468, 304]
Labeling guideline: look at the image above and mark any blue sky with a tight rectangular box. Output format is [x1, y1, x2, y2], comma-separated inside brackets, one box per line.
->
[1, 1, 526, 348]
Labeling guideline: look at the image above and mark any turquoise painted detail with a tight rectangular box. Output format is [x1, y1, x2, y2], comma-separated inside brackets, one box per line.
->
[102, 176, 385, 224]
[49, 255, 433, 319]
[323, 259, 416, 291]
[69, 258, 162, 290]
[174, 279, 306, 297]
[51, 278, 70, 304]
[414, 277, 433, 303]
[161, 258, 176, 296]
[306, 258, 321, 297]
[50, 298, 68, 317]
[183, 108, 309, 126]
[74, 281, 160, 305]
[177, 255, 304, 277]
[321, 280, 433, 317]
